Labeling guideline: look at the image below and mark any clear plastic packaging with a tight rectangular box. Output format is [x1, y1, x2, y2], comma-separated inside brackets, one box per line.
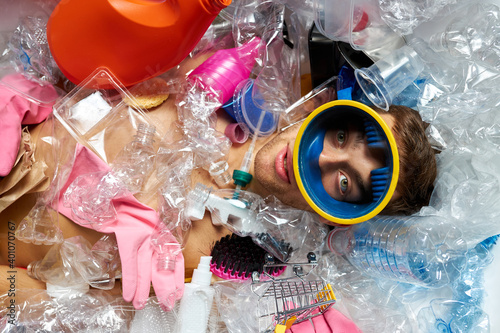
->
[5, 2, 61, 84]
[175, 75, 233, 187]
[26, 235, 121, 295]
[378, 0, 459, 36]
[63, 123, 157, 227]
[355, 45, 425, 110]
[417, 299, 489, 333]
[52, 68, 165, 165]
[15, 200, 63, 245]
[328, 215, 468, 288]
[313, 0, 405, 60]
[16, 68, 164, 244]
[428, 3, 500, 70]
[0, 289, 134, 332]
[185, 184, 329, 263]
[155, 137, 195, 234]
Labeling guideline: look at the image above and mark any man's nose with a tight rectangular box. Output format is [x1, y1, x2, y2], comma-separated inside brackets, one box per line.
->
[318, 149, 348, 170]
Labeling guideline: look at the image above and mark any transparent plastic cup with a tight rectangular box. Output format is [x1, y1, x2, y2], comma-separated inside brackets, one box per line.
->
[314, 0, 405, 59]
[354, 45, 424, 110]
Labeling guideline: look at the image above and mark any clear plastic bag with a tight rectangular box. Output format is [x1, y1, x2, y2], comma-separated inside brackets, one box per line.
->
[313, 0, 405, 60]
[27, 235, 121, 293]
[378, 0, 460, 35]
[4, 1, 62, 84]
[0, 289, 134, 332]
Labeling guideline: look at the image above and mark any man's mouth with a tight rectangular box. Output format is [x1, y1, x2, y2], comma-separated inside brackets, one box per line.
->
[275, 146, 290, 183]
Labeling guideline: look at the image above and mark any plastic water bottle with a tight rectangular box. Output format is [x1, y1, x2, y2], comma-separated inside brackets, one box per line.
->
[428, 3, 500, 69]
[177, 256, 215, 333]
[110, 122, 156, 193]
[327, 215, 468, 288]
[27, 236, 119, 297]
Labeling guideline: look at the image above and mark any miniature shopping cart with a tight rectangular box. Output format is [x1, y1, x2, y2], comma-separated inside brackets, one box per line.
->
[251, 252, 336, 333]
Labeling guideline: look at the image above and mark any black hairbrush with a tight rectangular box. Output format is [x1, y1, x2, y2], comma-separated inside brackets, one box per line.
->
[210, 234, 286, 280]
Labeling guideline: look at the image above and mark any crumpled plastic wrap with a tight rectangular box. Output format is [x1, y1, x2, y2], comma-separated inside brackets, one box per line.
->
[0, 289, 134, 333]
[314, 234, 497, 333]
[3, 0, 62, 85]
[255, 196, 330, 263]
[378, 0, 459, 35]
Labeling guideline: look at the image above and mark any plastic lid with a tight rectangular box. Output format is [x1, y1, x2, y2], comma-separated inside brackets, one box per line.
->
[233, 169, 253, 187]
[191, 256, 213, 286]
[233, 79, 278, 137]
[327, 228, 351, 256]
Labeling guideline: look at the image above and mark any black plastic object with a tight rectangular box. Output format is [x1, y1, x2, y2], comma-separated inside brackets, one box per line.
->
[308, 23, 346, 88]
[210, 234, 285, 280]
[308, 23, 374, 88]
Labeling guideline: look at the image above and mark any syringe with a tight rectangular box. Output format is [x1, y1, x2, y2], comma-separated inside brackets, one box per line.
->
[232, 110, 266, 198]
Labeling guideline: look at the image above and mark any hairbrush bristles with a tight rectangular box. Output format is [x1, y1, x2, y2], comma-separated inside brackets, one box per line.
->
[210, 234, 285, 280]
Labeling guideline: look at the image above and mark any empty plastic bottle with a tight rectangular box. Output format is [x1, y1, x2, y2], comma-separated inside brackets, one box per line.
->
[27, 236, 120, 297]
[428, 3, 500, 69]
[110, 122, 156, 193]
[177, 256, 215, 333]
[63, 123, 156, 226]
[327, 215, 468, 288]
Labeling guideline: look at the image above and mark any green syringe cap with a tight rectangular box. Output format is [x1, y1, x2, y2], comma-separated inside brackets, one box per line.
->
[233, 169, 253, 187]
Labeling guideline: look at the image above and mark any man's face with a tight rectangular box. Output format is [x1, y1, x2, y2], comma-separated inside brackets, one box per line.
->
[254, 112, 395, 215]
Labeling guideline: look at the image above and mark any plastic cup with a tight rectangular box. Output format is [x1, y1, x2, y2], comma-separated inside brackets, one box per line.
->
[224, 79, 278, 137]
[354, 45, 424, 110]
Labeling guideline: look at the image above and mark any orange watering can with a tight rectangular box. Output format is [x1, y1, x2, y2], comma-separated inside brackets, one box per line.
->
[47, 0, 231, 87]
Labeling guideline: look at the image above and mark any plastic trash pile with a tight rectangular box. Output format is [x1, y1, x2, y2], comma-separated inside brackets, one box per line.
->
[1, 0, 500, 332]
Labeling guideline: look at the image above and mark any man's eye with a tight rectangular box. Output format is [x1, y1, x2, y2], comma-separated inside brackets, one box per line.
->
[337, 130, 346, 144]
[340, 174, 348, 193]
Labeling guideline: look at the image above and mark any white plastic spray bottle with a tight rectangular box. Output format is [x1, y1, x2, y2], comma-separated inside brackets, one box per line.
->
[177, 256, 215, 333]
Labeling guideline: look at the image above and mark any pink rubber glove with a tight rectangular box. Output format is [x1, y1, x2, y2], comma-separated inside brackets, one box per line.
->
[56, 144, 184, 309]
[285, 307, 362, 333]
[0, 74, 58, 176]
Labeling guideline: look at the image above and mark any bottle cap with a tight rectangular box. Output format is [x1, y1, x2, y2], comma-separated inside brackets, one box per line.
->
[185, 184, 211, 220]
[233, 169, 253, 187]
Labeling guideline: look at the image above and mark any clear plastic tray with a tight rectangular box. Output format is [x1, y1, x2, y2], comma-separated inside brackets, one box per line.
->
[52, 68, 166, 199]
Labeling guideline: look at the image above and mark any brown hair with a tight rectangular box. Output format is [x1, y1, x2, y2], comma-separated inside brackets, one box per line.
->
[376, 105, 437, 215]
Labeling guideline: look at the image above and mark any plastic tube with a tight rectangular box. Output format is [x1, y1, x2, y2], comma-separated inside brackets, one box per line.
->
[232, 109, 266, 194]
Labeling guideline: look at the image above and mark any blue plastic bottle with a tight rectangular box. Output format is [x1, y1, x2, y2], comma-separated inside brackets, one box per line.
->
[327, 215, 468, 288]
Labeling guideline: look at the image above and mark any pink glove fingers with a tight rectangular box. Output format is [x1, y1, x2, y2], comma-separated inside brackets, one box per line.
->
[323, 308, 362, 333]
[151, 249, 185, 311]
[311, 312, 332, 333]
[286, 319, 315, 333]
[132, 240, 154, 309]
[110, 194, 160, 305]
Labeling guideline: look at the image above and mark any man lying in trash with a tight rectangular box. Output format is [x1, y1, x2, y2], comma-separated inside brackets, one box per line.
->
[0, 53, 436, 311]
